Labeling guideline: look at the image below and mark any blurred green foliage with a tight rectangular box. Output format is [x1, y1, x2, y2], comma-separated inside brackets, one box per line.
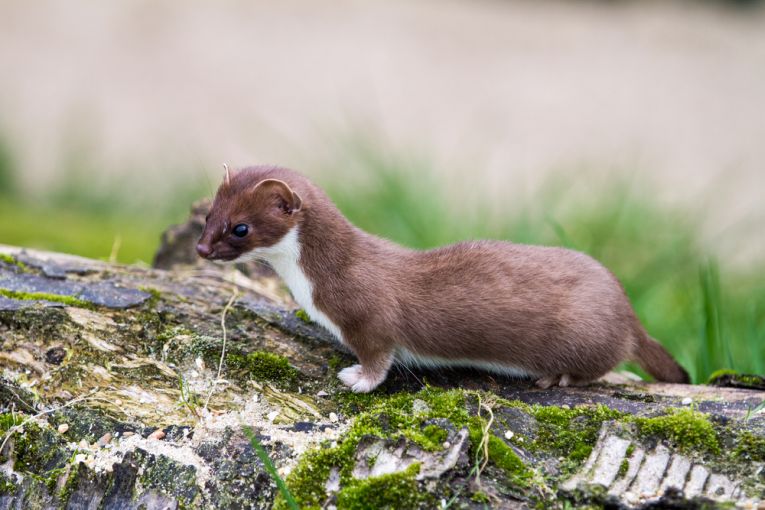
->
[0, 144, 209, 264]
[0, 138, 762, 382]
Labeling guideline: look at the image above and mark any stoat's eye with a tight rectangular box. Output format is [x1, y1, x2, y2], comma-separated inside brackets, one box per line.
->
[232, 224, 249, 238]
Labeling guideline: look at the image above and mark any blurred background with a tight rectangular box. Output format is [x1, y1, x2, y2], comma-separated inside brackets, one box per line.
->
[0, 0, 763, 382]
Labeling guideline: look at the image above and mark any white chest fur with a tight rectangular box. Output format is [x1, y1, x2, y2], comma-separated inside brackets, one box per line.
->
[236, 228, 345, 344]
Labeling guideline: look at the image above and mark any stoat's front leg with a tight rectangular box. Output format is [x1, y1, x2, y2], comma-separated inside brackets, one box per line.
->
[337, 338, 394, 393]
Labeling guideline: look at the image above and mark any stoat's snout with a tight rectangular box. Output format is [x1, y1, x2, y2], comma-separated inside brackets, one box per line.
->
[196, 242, 213, 259]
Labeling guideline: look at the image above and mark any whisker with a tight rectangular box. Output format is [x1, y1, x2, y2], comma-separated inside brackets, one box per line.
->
[395, 358, 424, 387]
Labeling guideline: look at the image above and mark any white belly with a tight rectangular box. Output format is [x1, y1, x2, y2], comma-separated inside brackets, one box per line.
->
[237, 228, 345, 344]
[396, 348, 534, 378]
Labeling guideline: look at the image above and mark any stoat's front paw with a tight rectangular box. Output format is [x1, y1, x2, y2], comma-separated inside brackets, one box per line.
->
[338, 364, 383, 393]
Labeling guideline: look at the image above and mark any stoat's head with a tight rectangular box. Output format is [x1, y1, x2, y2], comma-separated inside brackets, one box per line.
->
[196, 168, 303, 262]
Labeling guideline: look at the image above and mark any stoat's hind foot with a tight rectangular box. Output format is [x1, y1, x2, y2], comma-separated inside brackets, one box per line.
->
[535, 375, 560, 389]
[338, 364, 386, 393]
[560, 374, 593, 387]
[537, 374, 591, 388]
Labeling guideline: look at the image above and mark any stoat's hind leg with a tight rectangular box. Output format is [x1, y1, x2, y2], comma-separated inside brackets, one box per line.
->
[535, 375, 561, 389]
[559, 374, 594, 387]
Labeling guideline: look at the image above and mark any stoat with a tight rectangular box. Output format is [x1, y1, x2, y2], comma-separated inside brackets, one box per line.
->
[196, 166, 689, 392]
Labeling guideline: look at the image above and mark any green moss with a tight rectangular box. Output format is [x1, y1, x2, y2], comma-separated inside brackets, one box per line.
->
[295, 309, 311, 323]
[136, 451, 198, 507]
[0, 472, 17, 495]
[707, 370, 765, 389]
[277, 387, 468, 509]
[0, 253, 28, 271]
[487, 435, 530, 480]
[421, 424, 448, 446]
[11, 423, 57, 471]
[227, 350, 299, 386]
[733, 431, 765, 462]
[338, 387, 469, 452]
[0, 412, 23, 432]
[0, 288, 92, 309]
[280, 390, 656, 509]
[138, 286, 162, 308]
[737, 374, 765, 385]
[635, 408, 720, 455]
[6, 421, 71, 494]
[625, 443, 635, 457]
[37, 466, 66, 493]
[58, 465, 82, 505]
[530, 404, 623, 466]
[274, 442, 348, 510]
[337, 463, 428, 510]
[327, 355, 344, 372]
[559, 483, 613, 510]
[707, 369, 738, 383]
[471, 490, 489, 503]
[617, 459, 629, 478]
[467, 416, 531, 485]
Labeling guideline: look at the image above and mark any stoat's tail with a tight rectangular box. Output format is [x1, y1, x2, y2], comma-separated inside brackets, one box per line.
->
[633, 334, 690, 384]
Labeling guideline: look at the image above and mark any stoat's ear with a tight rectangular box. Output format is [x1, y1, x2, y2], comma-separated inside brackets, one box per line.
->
[252, 178, 303, 215]
[223, 163, 232, 186]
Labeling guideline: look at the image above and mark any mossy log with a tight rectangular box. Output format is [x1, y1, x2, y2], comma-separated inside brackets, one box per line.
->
[0, 241, 763, 510]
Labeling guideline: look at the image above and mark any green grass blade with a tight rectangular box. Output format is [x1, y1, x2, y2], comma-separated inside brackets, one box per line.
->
[242, 426, 300, 510]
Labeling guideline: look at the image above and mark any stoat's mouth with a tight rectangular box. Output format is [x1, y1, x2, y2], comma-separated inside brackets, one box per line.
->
[201, 251, 241, 262]
[211, 254, 240, 262]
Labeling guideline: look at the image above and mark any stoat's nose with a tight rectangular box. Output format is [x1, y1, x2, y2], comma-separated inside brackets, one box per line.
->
[196, 242, 213, 259]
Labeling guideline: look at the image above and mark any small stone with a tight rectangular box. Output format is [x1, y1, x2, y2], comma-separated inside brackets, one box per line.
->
[57, 390, 74, 400]
[317, 390, 329, 398]
[412, 399, 430, 414]
[114, 399, 123, 406]
[681, 397, 693, 406]
[57, 423, 69, 434]
[74, 453, 87, 464]
[122, 431, 134, 437]
[78, 440, 89, 449]
[292, 422, 316, 432]
[97, 432, 112, 447]
[195, 357, 205, 371]
[504, 430, 514, 440]
[45, 346, 67, 365]
[267, 411, 279, 422]
[149, 429, 166, 440]
[442, 441, 450, 449]
[329, 412, 339, 423]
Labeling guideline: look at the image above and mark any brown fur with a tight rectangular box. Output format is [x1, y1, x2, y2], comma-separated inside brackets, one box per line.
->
[197, 165, 690, 390]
